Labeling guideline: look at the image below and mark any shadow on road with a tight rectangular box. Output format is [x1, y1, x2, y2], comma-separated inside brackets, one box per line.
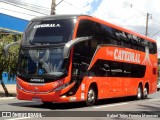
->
[137, 104, 160, 111]
[9, 96, 153, 110]
[9, 101, 87, 110]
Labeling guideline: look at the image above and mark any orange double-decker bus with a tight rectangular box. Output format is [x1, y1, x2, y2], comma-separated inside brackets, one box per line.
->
[15, 15, 157, 106]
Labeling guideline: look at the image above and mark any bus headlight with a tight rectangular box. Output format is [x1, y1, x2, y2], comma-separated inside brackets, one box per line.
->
[54, 82, 70, 92]
[17, 83, 22, 90]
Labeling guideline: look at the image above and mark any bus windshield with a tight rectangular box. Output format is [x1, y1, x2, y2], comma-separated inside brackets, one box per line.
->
[18, 47, 68, 79]
[23, 19, 75, 45]
[17, 18, 75, 81]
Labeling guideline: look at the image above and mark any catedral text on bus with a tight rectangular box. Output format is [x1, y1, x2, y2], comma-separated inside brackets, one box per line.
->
[4, 15, 157, 106]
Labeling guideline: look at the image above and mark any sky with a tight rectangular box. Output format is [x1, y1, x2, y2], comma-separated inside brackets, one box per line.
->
[0, 0, 160, 56]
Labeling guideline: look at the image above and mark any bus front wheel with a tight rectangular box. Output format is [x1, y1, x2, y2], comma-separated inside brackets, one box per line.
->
[86, 86, 97, 106]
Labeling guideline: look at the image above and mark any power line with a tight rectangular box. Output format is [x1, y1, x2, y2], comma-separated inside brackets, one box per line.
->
[124, 1, 160, 25]
[124, 2, 146, 17]
[0, 0, 50, 10]
[150, 30, 160, 38]
[1, 1, 48, 15]
[63, 0, 89, 14]
[0, 7, 37, 17]
[126, 0, 160, 25]
[151, 17, 160, 25]
[56, 0, 64, 7]
[124, 1, 160, 38]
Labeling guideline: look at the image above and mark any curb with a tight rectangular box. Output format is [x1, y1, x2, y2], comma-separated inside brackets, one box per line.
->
[0, 97, 16, 100]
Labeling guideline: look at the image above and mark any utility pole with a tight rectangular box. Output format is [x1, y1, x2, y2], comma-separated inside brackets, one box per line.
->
[51, 0, 56, 15]
[145, 13, 149, 36]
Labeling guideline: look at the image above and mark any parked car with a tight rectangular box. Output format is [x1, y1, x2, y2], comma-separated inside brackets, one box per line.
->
[157, 81, 160, 91]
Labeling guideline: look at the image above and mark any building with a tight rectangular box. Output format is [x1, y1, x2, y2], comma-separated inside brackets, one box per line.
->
[0, 13, 29, 34]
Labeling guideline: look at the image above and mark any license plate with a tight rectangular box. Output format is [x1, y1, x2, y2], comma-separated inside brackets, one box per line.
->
[32, 97, 41, 102]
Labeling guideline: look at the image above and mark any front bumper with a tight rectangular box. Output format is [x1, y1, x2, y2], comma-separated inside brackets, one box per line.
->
[17, 87, 77, 103]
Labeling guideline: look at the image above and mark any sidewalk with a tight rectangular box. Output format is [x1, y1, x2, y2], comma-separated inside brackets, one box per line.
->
[0, 84, 16, 94]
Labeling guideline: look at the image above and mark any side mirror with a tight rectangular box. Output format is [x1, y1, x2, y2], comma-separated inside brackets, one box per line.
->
[63, 36, 92, 59]
[3, 40, 21, 57]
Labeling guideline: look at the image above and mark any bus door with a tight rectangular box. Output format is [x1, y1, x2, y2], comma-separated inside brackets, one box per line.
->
[71, 49, 91, 98]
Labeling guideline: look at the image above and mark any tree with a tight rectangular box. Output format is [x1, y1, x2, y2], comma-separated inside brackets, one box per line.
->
[0, 34, 20, 96]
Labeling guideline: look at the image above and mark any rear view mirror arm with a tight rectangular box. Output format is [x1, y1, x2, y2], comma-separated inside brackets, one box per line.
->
[63, 36, 92, 59]
[3, 40, 21, 57]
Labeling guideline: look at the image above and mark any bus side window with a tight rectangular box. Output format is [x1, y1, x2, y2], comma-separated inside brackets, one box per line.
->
[76, 20, 93, 37]
[72, 41, 91, 80]
[92, 22, 112, 45]
[72, 53, 80, 80]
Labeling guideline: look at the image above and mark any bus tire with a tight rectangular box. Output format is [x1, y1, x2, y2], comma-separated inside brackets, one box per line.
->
[136, 85, 143, 100]
[142, 86, 148, 99]
[86, 86, 97, 106]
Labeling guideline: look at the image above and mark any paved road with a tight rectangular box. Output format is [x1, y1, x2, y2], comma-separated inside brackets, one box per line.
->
[0, 91, 160, 120]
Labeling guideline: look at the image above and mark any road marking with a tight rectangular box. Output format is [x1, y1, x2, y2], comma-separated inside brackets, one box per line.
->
[94, 98, 160, 109]
[0, 97, 15, 100]
[5, 117, 33, 120]
[147, 98, 160, 102]
[94, 102, 128, 109]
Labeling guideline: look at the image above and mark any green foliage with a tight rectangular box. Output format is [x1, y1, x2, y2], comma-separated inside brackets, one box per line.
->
[0, 34, 21, 81]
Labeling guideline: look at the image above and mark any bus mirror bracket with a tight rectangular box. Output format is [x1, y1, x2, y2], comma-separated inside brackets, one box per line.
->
[63, 36, 92, 59]
[3, 40, 21, 57]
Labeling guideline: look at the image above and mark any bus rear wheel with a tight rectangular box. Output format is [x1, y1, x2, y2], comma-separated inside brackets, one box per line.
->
[142, 87, 148, 99]
[86, 86, 97, 106]
[136, 85, 143, 100]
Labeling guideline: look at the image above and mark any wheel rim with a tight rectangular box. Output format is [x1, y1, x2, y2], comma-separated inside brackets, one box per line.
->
[87, 89, 95, 105]
[137, 87, 142, 99]
[143, 87, 148, 98]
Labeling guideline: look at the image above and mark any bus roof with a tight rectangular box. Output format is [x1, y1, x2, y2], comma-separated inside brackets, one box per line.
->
[78, 15, 156, 43]
[30, 14, 156, 43]
[31, 14, 81, 21]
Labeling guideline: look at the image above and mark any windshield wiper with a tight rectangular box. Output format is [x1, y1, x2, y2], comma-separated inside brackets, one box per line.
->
[22, 43, 65, 49]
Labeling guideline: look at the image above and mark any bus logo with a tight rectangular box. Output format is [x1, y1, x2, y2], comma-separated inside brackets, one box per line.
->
[34, 24, 61, 28]
[30, 79, 45, 83]
[114, 48, 141, 63]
